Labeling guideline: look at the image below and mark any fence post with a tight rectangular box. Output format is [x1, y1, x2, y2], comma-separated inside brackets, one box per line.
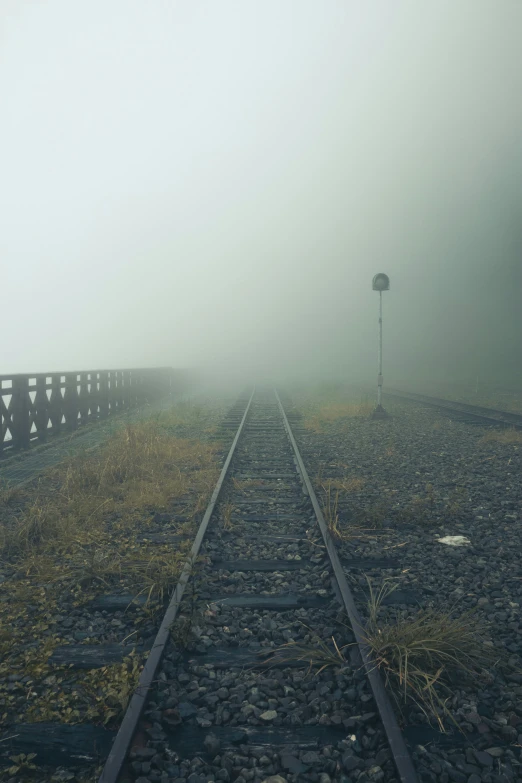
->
[138, 371, 147, 407]
[121, 370, 129, 410]
[34, 375, 48, 444]
[87, 373, 96, 421]
[78, 372, 89, 425]
[11, 376, 30, 450]
[49, 375, 63, 435]
[64, 373, 79, 431]
[99, 372, 109, 419]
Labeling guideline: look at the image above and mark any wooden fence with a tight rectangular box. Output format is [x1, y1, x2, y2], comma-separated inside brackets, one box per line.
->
[0, 367, 185, 457]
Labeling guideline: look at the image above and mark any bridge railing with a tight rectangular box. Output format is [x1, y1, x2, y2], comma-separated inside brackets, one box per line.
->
[0, 367, 182, 457]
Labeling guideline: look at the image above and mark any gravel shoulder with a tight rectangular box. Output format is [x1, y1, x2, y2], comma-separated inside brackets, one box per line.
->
[292, 392, 522, 783]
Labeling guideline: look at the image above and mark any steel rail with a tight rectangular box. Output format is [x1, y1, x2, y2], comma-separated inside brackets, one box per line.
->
[275, 389, 419, 783]
[386, 389, 522, 429]
[98, 388, 256, 783]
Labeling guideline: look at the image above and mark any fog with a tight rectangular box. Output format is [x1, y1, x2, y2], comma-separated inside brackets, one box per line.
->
[2, 1, 521, 387]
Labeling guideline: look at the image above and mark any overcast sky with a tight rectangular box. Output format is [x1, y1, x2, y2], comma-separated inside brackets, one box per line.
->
[2, 1, 521, 382]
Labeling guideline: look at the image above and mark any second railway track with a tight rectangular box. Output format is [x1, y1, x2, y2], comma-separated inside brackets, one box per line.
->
[385, 389, 522, 429]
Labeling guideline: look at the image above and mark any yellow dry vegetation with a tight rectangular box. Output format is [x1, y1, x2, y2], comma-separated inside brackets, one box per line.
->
[326, 476, 365, 493]
[0, 413, 220, 736]
[269, 580, 499, 730]
[296, 384, 374, 433]
[362, 580, 498, 729]
[304, 399, 374, 432]
[319, 477, 372, 541]
[0, 418, 218, 556]
[479, 428, 522, 446]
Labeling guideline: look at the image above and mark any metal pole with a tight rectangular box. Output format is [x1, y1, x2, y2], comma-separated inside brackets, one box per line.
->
[377, 290, 383, 407]
[371, 273, 389, 419]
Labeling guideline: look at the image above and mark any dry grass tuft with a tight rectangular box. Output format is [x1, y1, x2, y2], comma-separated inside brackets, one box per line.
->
[220, 501, 237, 531]
[20, 543, 188, 607]
[0, 419, 218, 558]
[479, 428, 522, 446]
[320, 481, 343, 541]
[326, 476, 365, 493]
[1, 498, 67, 555]
[303, 396, 373, 432]
[122, 549, 189, 606]
[232, 478, 264, 492]
[266, 634, 351, 674]
[0, 483, 24, 508]
[320, 479, 377, 541]
[152, 399, 217, 434]
[269, 581, 497, 729]
[362, 579, 497, 727]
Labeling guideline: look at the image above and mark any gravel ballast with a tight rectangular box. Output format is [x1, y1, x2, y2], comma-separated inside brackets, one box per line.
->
[292, 394, 522, 783]
[132, 394, 400, 783]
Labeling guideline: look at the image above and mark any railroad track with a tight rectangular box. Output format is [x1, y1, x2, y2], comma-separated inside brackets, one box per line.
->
[385, 388, 522, 429]
[1, 389, 419, 783]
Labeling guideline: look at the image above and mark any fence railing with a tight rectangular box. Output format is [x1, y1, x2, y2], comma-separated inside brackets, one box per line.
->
[0, 367, 186, 457]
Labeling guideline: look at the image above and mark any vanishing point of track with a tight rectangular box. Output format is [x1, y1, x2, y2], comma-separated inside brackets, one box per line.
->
[98, 389, 418, 783]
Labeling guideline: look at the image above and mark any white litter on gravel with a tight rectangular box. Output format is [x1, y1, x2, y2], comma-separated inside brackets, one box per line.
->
[436, 535, 471, 546]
